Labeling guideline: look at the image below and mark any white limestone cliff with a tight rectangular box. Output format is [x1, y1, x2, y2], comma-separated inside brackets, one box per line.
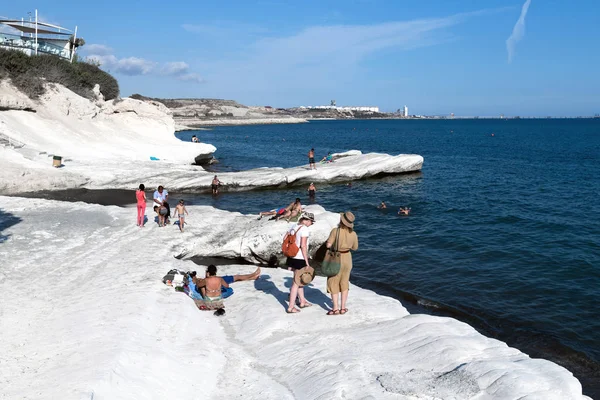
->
[0, 80, 216, 192]
[0, 196, 590, 400]
[175, 205, 340, 263]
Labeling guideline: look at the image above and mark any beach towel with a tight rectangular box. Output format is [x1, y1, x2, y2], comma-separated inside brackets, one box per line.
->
[194, 298, 225, 311]
[187, 277, 204, 300]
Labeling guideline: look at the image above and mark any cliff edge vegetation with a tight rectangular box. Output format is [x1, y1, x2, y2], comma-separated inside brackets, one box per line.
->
[0, 48, 119, 101]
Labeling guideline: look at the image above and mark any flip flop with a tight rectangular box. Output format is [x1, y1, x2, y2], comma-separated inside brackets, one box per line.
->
[299, 302, 313, 308]
[287, 308, 300, 314]
[327, 309, 340, 315]
[340, 308, 348, 315]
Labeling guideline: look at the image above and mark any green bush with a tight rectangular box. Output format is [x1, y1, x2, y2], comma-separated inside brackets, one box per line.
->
[0, 48, 119, 100]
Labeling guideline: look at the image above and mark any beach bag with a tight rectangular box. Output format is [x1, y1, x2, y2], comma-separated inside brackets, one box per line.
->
[321, 228, 342, 277]
[282, 226, 302, 257]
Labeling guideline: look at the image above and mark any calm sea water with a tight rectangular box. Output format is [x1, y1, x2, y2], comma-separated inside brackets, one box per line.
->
[177, 119, 600, 395]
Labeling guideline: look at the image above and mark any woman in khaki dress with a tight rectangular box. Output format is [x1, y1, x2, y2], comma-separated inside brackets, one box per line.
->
[326, 211, 359, 315]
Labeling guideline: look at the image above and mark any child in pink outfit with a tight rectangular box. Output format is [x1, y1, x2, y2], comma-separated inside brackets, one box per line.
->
[136, 184, 146, 227]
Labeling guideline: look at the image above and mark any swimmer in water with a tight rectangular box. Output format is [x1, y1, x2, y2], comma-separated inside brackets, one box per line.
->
[398, 207, 411, 216]
[378, 201, 387, 209]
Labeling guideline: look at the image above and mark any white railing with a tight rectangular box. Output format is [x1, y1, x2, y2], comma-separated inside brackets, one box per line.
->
[0, 32, 70, 60]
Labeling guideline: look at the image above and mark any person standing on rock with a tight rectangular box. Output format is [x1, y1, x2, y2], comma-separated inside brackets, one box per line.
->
[173, 199, 189, 232]
[135, 184, 146, 227]
[308, 183, 316, 200]
[212, 175, 222, 195]
[153, 185, 170, 225]
[286, 211, 316, 313]
[308, 148, 316, 170]
[326, 212, 359, 315]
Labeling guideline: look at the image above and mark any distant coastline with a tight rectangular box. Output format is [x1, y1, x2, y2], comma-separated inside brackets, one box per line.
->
[131, 95, 600, 128]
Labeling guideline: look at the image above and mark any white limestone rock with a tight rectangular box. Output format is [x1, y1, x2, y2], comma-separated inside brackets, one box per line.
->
[92, 84, 105, 102]
[68, 151, 423, 192]
[175, 205, 340, 263]
[0, 196, 591, 400]
[0, 81, 216, 192]
[331, 149, 361, 159]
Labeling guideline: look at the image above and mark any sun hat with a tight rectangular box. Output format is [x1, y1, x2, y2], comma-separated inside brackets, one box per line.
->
[299, 211, 316, 223]
[340, 211, 355, 229]
[294, 267, 315, 286]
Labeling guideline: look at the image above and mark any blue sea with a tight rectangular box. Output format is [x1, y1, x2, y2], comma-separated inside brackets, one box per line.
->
[177, 119, 600, 396]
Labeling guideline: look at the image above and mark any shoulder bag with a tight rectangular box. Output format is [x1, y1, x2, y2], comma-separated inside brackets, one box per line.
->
[321, 228, 342, 277]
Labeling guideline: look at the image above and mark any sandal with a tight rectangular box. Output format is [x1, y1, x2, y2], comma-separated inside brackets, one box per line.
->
[298, 302, 313, 308]
[287, 308, 300, 314]
[340, 308, 348, 315]
[327, 309, 340, 315]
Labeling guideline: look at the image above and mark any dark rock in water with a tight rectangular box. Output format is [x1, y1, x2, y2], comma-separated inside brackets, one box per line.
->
[194, 153, 215, 165]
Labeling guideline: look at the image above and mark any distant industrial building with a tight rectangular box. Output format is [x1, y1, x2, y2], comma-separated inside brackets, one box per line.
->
[396, 105, 409, 117]
[304, 105, 380, 112]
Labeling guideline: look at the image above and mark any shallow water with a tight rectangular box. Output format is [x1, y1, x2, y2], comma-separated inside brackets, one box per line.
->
[176, 119, 600, 396]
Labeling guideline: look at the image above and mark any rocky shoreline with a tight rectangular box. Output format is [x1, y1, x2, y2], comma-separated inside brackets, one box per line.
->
[0, 81, 591, 399]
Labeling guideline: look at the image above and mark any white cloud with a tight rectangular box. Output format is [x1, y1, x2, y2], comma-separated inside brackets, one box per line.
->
[83, 44, 203, 82]
[85, 54, 155, 76]
[113, 57, 155, 75]
[182, 22, 268, 37]
[197, 10, 493, 86]
[84, 44, 113, 56]
[506, 0, 532, 63]
[161, 61, 190, 76]
[177, 73, 205, 83]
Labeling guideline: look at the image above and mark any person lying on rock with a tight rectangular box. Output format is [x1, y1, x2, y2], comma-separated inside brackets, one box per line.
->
[193, 265, 261, 299]
[320, 152, 334, 163]
[190, 266, 228, 315]
[258, 207, 288, 220]
[277, 198, 302, 221]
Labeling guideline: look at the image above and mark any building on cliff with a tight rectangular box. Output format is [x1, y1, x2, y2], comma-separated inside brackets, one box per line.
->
[0, 9, 78, 61]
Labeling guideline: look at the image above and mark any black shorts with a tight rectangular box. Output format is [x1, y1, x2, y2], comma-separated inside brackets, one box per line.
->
[286, 258, 306, 270]
[309, 157, 315, 163]
[211, 184, 218, 190]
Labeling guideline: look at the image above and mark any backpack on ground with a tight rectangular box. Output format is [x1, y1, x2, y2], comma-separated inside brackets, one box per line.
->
[282, 226, 302, 257]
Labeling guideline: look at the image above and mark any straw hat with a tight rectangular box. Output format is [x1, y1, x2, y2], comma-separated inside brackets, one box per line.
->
[340, 211, 355, 229]
[299, 211, 316, 223]
[294, 267, 314, 286]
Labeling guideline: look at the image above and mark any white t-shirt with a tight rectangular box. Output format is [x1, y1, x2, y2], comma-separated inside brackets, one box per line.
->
[153, 189, 168, 204]
[288, 223, 309, 260]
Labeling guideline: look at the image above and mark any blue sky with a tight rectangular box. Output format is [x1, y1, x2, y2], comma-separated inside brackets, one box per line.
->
[2, 0, 599, 116]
